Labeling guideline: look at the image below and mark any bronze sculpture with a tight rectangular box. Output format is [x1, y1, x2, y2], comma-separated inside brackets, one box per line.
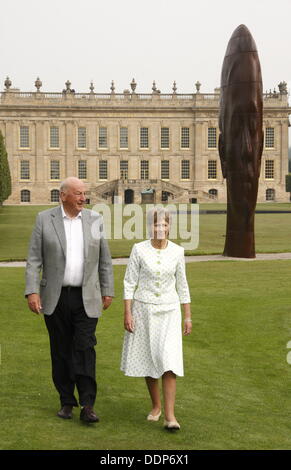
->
[219, 24, 264, 258]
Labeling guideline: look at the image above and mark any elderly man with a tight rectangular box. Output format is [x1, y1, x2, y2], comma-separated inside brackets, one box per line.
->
[25, 177, 114, 423]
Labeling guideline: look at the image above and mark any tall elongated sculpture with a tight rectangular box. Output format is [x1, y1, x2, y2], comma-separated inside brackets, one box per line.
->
[219, 24, 264, 258]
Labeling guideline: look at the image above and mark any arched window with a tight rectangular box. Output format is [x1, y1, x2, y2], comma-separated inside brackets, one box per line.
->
[209, 188, 218, 198]
[51, 189, 60, 203]
[21, 189, 30, 202]
[266, 188, 275, 201]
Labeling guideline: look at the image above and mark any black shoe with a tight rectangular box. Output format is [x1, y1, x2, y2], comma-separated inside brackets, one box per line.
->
[57, 405, 73, 419]
[80, 406, 99, 423]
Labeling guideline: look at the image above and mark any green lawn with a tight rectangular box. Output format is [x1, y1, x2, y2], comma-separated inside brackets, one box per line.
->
[0, 203, 290, 260]
[1, 261, 291, 450]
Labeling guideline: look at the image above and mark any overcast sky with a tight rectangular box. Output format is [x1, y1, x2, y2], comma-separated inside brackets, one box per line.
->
[0, 0, 290, 96]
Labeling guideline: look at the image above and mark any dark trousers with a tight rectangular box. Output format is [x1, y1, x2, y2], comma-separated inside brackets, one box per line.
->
[44, 287, 98, 408]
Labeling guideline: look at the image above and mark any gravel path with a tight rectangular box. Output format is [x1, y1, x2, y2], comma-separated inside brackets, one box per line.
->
[1, 252, 290, 267]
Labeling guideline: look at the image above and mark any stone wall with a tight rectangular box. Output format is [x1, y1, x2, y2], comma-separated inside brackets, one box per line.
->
[0, 87, 289, 204]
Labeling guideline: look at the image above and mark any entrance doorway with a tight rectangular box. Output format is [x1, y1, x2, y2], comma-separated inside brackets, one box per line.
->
[162, 191, 173, 202]
[141, 189, 155, 204]
[124, 189, 134, 203]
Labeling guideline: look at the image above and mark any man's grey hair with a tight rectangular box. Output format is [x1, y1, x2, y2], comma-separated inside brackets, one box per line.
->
[59, 177, 82, 193]
[59, 180, 68, 193]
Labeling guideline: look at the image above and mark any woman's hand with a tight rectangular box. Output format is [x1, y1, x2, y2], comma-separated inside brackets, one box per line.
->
[183, 319, 192, 336]
[182, 303, 192, 336]
[124, 312, 135, 333]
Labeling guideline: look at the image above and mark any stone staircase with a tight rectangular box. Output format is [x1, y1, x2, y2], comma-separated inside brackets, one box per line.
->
[189, 190, 217, 202]
[92, 180, 119, 202]
[89, 179, 217, 203]
[160, 180, 189, 200]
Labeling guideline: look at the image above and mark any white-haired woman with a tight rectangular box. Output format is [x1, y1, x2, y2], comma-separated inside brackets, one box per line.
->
[120, 207, 192, 430]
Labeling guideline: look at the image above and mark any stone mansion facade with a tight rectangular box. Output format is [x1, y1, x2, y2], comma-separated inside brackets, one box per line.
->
[0, 77, 290, 205]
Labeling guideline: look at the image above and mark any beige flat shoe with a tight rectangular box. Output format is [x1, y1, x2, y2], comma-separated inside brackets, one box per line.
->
[164, 419, 180, 430]
[147, 411, 162, 421]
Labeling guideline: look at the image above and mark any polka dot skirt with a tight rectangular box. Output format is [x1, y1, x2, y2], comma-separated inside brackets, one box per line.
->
[120, 300, 184, 378]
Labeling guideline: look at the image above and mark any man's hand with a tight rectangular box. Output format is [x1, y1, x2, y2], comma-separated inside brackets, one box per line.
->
[102, 296, 113, 310]
[27, 293, 43, 314]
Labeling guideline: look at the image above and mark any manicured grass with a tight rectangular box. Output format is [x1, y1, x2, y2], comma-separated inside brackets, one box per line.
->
[1, 261, 291, 450]
[0, 203, 290, 260]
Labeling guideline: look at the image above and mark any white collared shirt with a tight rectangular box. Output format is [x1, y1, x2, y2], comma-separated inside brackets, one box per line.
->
[61, 205, 84, 287]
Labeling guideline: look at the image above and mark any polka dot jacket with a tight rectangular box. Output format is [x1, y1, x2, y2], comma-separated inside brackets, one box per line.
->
[123, 239, 191, 305]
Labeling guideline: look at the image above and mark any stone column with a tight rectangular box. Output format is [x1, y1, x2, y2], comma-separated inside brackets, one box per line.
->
[88, 121, 96, 154]
[130, 156, 139, 179]
[155, 189, 162, 203]
[4, 121, 16, 179]
[4, 121, 18, 202]
[110, 156, 119, 180]
[151, 121, 160, 154]
[194, 121, 204, 184]
[35, 121, 45, 183]
[130, 122, 138, 153]
[171, 156, 180, 185]
[134, 190, 142, 204]
[151, 155, 159, 179]
[110, 122, 118, 153]
[192, 121, 196, 188]
[65, 121, 75, 176]
[280, 121, 289, 185]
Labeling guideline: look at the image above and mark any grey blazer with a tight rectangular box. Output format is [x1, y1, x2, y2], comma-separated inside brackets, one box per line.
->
[25, 206, 114, 318]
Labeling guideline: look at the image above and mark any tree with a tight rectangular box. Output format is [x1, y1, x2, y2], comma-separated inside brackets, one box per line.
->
[0, 130, 11, 205]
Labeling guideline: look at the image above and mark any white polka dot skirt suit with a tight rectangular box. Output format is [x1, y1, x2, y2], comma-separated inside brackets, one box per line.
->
[121, 240, 191, 378]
